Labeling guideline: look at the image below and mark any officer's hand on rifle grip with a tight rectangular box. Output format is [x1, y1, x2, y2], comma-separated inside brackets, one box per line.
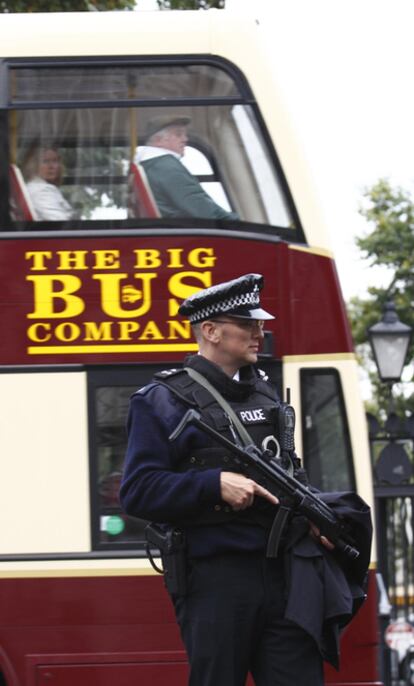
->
[220, 471, 279, 511]
[309, 523, 335, 551]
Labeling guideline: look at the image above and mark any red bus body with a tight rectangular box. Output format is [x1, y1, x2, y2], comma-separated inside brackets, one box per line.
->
[0, 572, 380, 686]
[1, 236, 351, 366]
[0, 234, 380, 685]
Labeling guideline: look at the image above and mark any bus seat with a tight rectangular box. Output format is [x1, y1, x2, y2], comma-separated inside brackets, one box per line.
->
[9, 164, 38, 221]
[128, 162, 160, 218]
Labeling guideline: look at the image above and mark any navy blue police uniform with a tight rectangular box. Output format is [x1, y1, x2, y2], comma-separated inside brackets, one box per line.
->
[120, 274, 372, 686]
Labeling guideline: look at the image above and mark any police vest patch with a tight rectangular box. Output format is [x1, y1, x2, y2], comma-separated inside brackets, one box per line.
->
[237, 407, 268, 424]
[155, 368, 180, 378]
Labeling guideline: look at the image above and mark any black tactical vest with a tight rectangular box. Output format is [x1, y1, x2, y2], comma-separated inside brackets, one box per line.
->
[154, 363, 282, 528]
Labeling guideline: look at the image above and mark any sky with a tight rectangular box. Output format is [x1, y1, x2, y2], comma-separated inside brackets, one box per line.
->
[138, 0, 414, 302]
[248, 0, 414, 302]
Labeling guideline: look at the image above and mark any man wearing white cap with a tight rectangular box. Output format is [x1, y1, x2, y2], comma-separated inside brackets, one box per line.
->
[137, 115, 238, 221]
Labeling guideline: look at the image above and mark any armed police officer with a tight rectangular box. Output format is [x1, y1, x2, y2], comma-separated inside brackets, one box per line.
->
[120, 273, 372, 686]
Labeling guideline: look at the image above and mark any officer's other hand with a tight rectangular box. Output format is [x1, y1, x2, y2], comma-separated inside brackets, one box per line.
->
[220, 472, 279, 511]
[309, 523, 335, 550]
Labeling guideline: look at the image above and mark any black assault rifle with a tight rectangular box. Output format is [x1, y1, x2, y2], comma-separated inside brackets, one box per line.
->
[169, 407, 359, 560]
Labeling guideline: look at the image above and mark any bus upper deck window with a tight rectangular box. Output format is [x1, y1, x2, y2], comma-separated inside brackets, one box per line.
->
[10, 64, 240, 102]
[5, 61, 300, 239]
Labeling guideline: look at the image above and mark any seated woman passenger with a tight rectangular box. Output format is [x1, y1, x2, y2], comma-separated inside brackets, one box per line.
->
[23, 144, 74, 221]
[137, 115, 238, 221]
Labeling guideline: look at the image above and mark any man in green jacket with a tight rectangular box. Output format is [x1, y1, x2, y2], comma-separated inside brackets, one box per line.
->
[137, 115, 238, 221]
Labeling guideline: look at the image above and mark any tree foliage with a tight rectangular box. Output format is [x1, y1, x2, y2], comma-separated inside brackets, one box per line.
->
[0, 0, 134, 11]
[348, 178, 414, 416]
[157, 0, 224, 8]
[0, 0, 224, 13]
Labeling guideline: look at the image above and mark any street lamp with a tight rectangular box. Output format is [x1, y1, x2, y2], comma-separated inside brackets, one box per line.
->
[367, 301, 413, 484]
[367, 301, 413, 686]
[367, 301, 412, 384]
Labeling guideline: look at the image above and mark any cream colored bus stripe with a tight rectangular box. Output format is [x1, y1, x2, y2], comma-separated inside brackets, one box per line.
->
[0, 567, 159, 579]
[288, 244, 334, 259]
[0, 561, 377, 578]
[283, 353, 356, 363]
[27, 351, 355, 359]
[0, 558, 161, 579]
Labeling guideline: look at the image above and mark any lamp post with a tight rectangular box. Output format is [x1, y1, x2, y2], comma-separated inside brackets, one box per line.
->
[367, 301, 413, 686]
[366, 298, 413, 483]
[367, 301, 412, 386]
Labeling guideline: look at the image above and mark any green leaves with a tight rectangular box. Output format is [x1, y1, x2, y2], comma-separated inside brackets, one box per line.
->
[357, 179, 414, 272]
[349, 178, 414, 415]
[0, 0, 135, 11]
[0, 0, 224, 13]
[156, 0, 224, 8]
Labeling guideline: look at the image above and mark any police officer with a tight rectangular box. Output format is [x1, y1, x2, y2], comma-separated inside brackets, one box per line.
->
[120, 273, 370, 686]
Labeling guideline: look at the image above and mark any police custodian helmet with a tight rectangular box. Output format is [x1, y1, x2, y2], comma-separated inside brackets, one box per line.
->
[178, 273, 275, 324]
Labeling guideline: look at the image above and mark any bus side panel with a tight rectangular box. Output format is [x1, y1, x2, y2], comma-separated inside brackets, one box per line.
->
[0, 239, 379, 685]
[0, 574, 185, 686]
[0, 237, 353, 367]
[0, 372, 90, 555]
[0, 570, 380, 686]
[284, 245, 354, 355]
[33, 662, 188, 686]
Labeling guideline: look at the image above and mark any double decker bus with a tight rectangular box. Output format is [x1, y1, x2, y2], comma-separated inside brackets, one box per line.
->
[0, 9, 381, 686]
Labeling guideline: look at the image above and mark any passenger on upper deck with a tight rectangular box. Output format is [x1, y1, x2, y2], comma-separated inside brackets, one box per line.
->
[23, 143, 75, 222]
[136, 115, 238, 221]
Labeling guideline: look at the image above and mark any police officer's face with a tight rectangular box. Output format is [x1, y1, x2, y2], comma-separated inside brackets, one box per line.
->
[210, 317, 265, 371]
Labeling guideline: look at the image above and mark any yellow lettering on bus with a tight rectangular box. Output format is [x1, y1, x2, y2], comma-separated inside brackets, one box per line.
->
[26, 319, 199, 349]
[26, 275, 85, 319]
[92, 250, 121, 270]
[118, 321, 140, 340]
[25, 251, 53, 271]
[55, 322, 81, 342]
[133, 249, 162, 269]
[84, 321, 114, 341]
[57, 251, 89, 271]
[27, 322, 52, 342]
[188, 248, 216, 268]
[167, 271, 212, 317]
[167, 248, 184, 268]
[139, 320, 163, 340]
[167, 319, 192, 340]
[92, 272, 156, 318]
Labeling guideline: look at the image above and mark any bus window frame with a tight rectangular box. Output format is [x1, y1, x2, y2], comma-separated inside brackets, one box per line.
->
[300, 367, 356, 493]
[87, 363, 178, 552]
[0, 54, 305, 243]
[182, 138, 235, 212]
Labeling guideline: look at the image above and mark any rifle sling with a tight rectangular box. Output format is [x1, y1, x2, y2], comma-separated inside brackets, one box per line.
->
[184, 367, 296, 558]
[184, 366, 254, 448]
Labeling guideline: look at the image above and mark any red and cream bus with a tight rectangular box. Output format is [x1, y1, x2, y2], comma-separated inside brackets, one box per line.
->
[0, 8, 381, 686]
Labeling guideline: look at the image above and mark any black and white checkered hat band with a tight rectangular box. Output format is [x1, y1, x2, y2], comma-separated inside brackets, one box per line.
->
[188, 289, 260, 324]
